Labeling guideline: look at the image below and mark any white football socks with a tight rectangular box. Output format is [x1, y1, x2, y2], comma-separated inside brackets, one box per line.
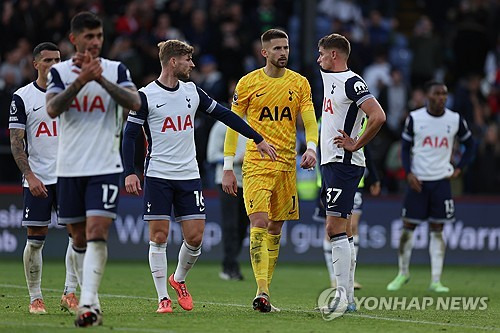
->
[323, 238, 335, 284]
[348, 237, 356, 303]
[174, 241, 201, 282]
[149, 241, 169, 302]
[430, 231, 445, 283]
[79, 240, 107, 309]
[353, 234, 359, 258]
[63, 237, 78, 295]
[331, 233, 351, 298]
[398, 228, 414, 276]
[23, 237, 45, 303]
[71, 244, 86, 287]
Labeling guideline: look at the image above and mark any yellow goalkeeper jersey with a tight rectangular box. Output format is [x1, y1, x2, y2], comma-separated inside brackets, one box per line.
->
[224, 68, 318, 171]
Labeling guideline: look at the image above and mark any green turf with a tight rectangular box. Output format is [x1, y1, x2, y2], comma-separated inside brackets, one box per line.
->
[0, 259, 498, 332]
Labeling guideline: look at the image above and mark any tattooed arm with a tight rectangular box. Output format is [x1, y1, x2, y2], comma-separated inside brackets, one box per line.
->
[10, 129, 47, 198]
[46, 79, 85, 118]
[97, 77, 140, 111]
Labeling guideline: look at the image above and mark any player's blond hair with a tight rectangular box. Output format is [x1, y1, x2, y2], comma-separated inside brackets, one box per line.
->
[158, 40, 194, 65]
[318, 33, 351, 57]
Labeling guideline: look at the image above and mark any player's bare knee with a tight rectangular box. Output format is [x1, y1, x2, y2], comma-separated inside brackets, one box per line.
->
[403, 221, 417, 231]
[151, 230, 168, 244]
[267, 221, 284, 235]
[249, 213, 269, 229]
[27, 226, 48, 237]
[430, 223, 443, 232]
[184, 234, 203, 248]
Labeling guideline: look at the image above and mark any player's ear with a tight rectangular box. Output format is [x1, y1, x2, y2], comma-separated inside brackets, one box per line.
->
[261, 48, 267, 58]
[69, 33, 76, 45]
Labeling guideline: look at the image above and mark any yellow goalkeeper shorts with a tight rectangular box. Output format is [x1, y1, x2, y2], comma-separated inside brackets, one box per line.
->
[242, 168, 299, 221]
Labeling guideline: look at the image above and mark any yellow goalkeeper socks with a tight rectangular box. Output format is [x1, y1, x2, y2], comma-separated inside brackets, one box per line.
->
[267, 233, 281, 290]
[250, 227, 269, 295]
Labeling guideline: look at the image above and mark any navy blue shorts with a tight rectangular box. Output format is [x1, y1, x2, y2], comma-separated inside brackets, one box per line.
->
[402, 179, 455, 224]
[57, 173, 121, 224]
[143, 176, 206, 222]
[313, 189, 363, 222]
[22, 184, 57, 227]
[320, 163, 364, 219]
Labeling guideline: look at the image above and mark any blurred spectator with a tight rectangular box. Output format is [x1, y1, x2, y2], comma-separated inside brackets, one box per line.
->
[407, 87, 426, 111]
[244, 39, 266, 73]
[151, 13, 185, 42]
[183, 9, 213, 57]
[409, 16, 442, 88]
[451, 0, 491, 79]
[362, 50, 391, 98]
[453, 74, 490, 136]
[108, 36, 144, 81]
[467, 122, 500, 193]
[215, 19, 245, 82]
[366, 10, 393, 51]
[379, 67, 409, 138]
[115, 1, 141, 36]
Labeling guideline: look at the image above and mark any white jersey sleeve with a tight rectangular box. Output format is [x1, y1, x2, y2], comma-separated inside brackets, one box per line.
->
[47, 58, 135, 177]
[9, 82, 58, 186]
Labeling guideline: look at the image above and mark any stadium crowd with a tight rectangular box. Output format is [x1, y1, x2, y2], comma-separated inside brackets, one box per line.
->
[1, 0, 499, 194]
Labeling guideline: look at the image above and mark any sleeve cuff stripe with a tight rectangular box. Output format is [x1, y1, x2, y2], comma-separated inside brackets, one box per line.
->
[206, 100, 217, 113]
[402, 133, 413, 141]
[127, 117, 144, 125]
[9, 123, 26, 129]
[460, 132, 472, 142]
[356, 95, 374, 107]
[46, 87, 64, 94]
[119, 82, 135, 87]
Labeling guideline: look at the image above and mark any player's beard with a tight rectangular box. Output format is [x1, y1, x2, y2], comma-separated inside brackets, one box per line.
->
[271, 57, 288, 68]
[176, 68, 191, 81]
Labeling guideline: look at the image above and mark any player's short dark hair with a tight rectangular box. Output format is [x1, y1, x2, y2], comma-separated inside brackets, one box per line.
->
[261, 29, 288, 44]
[318, 33, 351, 57]
[424, 80, 446, 93]
[157, 40, 194, 65]
[33, 42, 59, 59]
[71, 11, 102, 34]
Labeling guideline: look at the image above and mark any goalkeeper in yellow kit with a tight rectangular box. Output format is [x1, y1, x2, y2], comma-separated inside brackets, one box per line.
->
[222, 28, 318, 312]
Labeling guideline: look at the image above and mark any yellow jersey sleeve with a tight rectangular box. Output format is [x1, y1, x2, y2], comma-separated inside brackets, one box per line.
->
[224, 78, 248, 157]
[298, 78, 318, 147]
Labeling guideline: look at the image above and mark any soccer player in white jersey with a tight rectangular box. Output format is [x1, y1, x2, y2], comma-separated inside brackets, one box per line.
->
[122, 40, 276, 314]
[387, 81, 474, 293]
[45, 12, 141, 327]
[9, 42, 79, 315]
[317, 33, 386, 312]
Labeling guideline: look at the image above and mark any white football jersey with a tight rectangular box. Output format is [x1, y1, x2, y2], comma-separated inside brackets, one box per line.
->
[47, 58, 135, 177]
[320, 69, 374, 167]
[9, 82, 58, 186]
[127, 80, 217, 180]
[402, 107, 472, 181]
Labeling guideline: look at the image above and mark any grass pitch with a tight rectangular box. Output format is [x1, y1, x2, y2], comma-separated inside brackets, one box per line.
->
[0, 260, 498, 332]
